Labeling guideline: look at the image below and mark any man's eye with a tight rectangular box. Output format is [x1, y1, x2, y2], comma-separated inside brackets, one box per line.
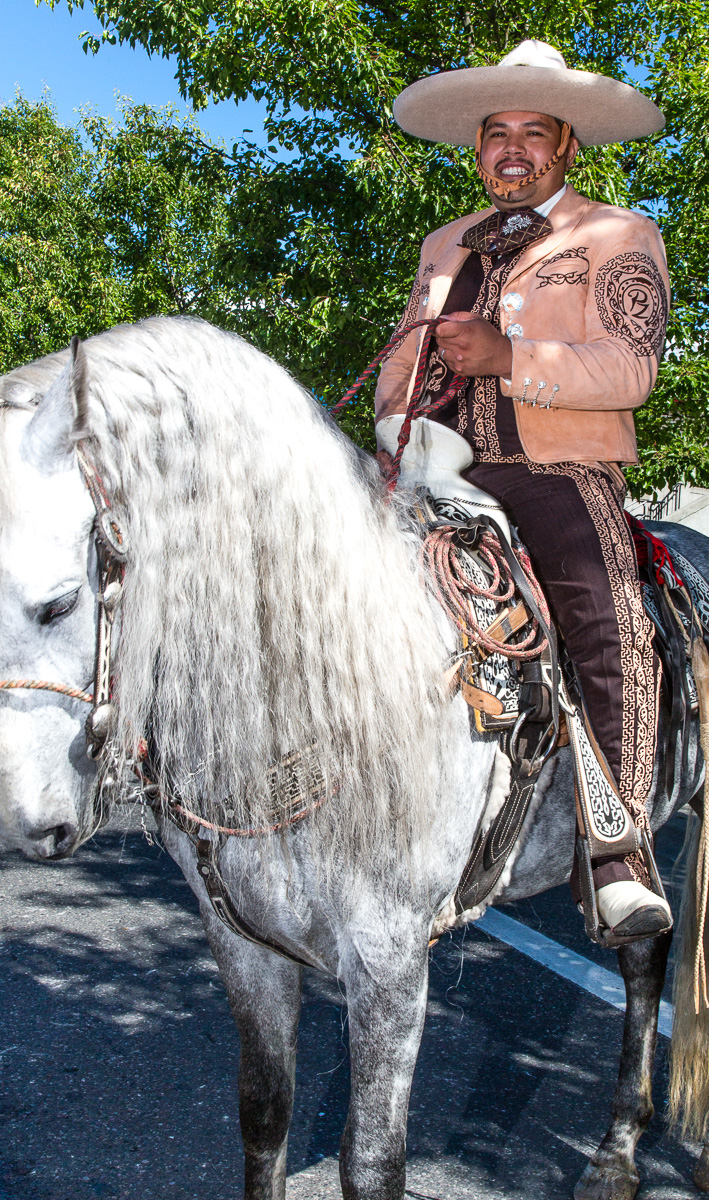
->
[39, 589, 81, 625]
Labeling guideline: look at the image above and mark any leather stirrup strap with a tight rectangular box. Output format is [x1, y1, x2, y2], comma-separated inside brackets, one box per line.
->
[455, 723, 549, 914]
[484, 515, 560, 741]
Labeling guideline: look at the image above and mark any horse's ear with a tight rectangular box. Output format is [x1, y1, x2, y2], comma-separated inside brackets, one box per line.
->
[21, 337, 91, 472]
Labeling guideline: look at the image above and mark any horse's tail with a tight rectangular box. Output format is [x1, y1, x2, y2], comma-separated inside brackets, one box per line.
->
[669, 636, 709, 1139]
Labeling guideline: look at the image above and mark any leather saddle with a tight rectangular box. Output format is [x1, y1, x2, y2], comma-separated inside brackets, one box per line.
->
[376, 415, 699, 945]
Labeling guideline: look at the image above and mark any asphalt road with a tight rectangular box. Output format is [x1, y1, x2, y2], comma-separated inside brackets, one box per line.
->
[0, 807, 702, 1200]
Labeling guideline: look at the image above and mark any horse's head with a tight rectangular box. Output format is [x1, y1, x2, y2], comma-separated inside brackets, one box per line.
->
[0, 342, 100, 858]
[1, 315, 461, 872]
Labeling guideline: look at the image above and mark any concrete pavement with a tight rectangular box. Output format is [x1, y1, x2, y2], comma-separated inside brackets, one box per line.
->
[0, 808, 701, 1199]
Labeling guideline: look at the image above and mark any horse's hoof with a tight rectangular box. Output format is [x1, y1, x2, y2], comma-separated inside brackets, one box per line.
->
[693, 1147, 709, 1192]
[574, 1160, 639, 1200]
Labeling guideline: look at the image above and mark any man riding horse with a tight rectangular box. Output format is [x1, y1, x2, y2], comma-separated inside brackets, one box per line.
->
[376, 40, 672, 941]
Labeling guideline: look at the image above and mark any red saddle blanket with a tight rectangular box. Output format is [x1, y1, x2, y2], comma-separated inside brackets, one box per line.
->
[625, 511, 684, 588]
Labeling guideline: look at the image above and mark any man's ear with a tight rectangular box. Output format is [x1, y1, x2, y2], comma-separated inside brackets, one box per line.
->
[21, 336, 91, 473]
[566, 136, 580, 171]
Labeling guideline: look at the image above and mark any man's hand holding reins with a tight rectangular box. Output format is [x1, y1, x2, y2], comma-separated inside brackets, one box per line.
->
[435, 311, 513, 378]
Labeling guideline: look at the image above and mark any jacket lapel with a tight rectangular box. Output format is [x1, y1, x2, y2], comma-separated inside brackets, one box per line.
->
[427, 187, 589, 314]
[505, 185, 590, 285]
[428, 242, 470, 316]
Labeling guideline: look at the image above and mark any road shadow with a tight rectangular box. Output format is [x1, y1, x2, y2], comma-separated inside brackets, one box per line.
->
[0, 816, 698, 1200]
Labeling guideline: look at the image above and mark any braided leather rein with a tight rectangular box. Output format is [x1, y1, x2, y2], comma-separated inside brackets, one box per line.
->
[330, 316, 465, 492]
[0, 678, 93, 703]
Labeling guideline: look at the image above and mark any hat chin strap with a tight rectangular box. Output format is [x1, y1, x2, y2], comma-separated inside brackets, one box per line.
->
[475, 122, 571, 201]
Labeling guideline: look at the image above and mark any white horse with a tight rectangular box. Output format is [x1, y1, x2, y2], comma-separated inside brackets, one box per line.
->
[0, 316, 706, 1200]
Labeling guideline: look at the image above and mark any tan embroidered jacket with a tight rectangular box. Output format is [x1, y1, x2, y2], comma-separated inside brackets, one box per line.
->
[374, 184, 670, 465]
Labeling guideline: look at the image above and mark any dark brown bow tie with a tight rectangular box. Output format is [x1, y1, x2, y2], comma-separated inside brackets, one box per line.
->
[461, 208, 553, 255]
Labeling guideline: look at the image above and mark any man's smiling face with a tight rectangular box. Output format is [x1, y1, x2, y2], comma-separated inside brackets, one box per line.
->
[480, 110, 578, 210]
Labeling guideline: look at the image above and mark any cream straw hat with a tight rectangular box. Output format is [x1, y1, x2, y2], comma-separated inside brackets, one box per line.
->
[393, 40, 664, 148]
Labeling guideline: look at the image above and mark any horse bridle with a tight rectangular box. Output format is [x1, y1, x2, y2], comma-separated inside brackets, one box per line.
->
[75, 444, 128, 758]
[0, 436, 123, 745]
[0, 424, 319, 969]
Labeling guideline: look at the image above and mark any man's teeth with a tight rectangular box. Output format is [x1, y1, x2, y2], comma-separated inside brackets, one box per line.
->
[500, 166, 529, 177]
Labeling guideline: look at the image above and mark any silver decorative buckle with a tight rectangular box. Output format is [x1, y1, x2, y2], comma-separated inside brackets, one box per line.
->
[502, 213, 533, 234]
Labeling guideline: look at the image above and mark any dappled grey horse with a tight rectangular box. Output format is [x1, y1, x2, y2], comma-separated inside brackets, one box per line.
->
[0, 316, 706, 1200]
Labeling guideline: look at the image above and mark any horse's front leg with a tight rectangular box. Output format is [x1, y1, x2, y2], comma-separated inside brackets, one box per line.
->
[339, 914, 430, 1200]
[574, 931, 672, 1200]
[200, 908, 302, 1200]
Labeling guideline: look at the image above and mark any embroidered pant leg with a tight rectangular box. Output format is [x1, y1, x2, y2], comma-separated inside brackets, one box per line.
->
[468, 460, 661, 889]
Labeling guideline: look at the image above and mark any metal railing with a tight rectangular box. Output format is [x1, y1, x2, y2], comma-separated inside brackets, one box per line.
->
[626, 484, 683, 522]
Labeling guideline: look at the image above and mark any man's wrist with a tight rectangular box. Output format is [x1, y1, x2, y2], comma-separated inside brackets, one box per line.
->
[494, 339, 513, 378]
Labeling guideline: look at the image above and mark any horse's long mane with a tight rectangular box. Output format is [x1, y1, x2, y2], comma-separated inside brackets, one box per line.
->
[68, 317, 456, 862]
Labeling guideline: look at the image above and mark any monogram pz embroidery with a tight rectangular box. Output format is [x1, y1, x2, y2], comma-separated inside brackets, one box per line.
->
[595, 252, 668, 357]
[536, 247, 589, 288]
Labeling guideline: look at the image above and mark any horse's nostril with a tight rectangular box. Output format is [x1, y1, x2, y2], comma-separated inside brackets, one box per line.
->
[32, 821, 79, 858]
[53, 823, 77, 852]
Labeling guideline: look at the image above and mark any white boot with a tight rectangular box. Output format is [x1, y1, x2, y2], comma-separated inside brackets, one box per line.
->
[596, 880, 672, 937]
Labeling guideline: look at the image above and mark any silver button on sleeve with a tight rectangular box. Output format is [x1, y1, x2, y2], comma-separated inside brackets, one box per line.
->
[501, 291, 523, 313]
[531, 381, 547, 407]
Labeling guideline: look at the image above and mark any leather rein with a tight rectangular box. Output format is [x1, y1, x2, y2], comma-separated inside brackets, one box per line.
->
[0, 432, 320, 842]
[0, 418, 320, 968]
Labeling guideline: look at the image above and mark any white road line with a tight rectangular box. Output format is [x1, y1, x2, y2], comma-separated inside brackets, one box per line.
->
[477, 907, 674, 1040]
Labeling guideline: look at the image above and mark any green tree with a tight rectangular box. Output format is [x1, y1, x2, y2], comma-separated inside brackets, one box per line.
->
[0, 94, 126, 370]
[0, 95, 238, 373]
[34, 2, 709, 485]
[82, 100, 234, 322]
[623, 8, 709, 495]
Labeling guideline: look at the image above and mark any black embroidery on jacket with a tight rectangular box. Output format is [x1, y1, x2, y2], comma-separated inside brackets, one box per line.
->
[595, 252, 668, 357]
[381, 273, 421, 364]
[536, 247, 589, 287]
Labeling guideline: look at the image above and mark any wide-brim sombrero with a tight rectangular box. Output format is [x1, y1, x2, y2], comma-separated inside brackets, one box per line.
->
[393, 40, 664, 148]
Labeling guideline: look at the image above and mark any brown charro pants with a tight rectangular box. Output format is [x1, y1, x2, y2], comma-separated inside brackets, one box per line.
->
[468, 459, 661, 891]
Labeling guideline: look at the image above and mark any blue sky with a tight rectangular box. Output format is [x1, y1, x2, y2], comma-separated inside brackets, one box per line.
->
[0, 0, 270, 146]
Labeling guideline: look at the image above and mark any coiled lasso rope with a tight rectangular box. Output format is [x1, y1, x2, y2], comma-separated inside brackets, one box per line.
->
[424, 527, 549, 660]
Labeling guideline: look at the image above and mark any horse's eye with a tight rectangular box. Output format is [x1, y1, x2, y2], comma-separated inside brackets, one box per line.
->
[39, 588, 81, 626]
